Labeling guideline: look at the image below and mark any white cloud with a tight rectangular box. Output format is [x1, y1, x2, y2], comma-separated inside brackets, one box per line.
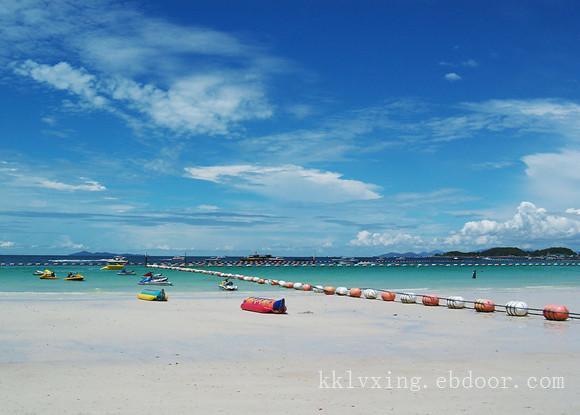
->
[522, 150, 580, 206]
[197, 204, 220, 212]
[184, 164, 381, 203]
[462, 99, 580, 138]
[0, 241, 15, 248]
[14, 60, 107, 107]
[36, 178, 106, 192]
[57, 236, 86, 250]
[0, 162, 107, 192]
[350, 230, 424, 247]
[445, 202, 580, 247]
[3, 0, 278, 136]
[444, 72, 462, 81]
[566, 208, 580, 215]
[462, 59, 478, 67]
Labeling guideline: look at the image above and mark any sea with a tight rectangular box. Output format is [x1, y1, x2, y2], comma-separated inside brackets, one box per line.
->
[1, 255, 580, 295]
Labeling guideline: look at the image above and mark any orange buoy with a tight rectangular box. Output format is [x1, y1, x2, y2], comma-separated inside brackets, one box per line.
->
[381, 291, 396, 301]
[422, 295, 439, 306]
[349, 288, 362, 298]
[285, 282, 294, 288]
[543, 304, 569, 321]
[474, 298, 495, 313]
[302, 284, 312, 291]
[323, 286, 336, 295]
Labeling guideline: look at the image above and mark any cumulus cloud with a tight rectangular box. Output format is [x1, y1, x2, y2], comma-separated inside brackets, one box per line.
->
[184, 164, 381, 203]
[0, 241, 15, 248]
[445, 202, 580, 247]
[350, 230, 424, 247]
[566, 208, 580, 215]
[444, 72, 462, 81]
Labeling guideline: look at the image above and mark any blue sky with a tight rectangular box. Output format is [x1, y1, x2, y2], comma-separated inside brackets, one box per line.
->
[2, 0, 580, 255]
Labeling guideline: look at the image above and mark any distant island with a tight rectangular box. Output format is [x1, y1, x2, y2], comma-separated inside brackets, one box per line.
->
[437, 246, 578, 258]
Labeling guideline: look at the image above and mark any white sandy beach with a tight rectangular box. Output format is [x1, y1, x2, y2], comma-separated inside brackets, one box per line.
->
[1, 289, 579, 414]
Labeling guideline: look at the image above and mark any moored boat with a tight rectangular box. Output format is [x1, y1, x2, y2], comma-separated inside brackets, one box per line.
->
[101, 256, 128, 270]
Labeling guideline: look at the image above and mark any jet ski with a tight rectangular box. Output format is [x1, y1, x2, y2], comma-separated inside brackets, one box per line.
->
[219, 279, 238, 291]
[64, 272, 84, 281]
[117, 269, 136, 275]
[139, 272, 173, 286]
[33, 270, 45, 276]
[39, 269, 57, 279]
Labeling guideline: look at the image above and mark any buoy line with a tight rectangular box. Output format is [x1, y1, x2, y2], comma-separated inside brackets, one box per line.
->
[148, 264, 578, 322]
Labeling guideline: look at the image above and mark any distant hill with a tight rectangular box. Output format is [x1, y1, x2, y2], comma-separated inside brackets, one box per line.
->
[439, 246, 578, 257]
[379, 250, 443, 258]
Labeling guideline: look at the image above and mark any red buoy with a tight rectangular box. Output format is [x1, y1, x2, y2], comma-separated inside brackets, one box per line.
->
[381, 291, 396, 301]
[285, 282, 294, 288]
[543, 304, 569, 321]
[349, 288, 362, 298]
[271, 280, 279, 285]
[422, 295, 439, 306]
[302, 284, 312, 291]
[474, 299, 495, 313]
[323, 286, 336, 295]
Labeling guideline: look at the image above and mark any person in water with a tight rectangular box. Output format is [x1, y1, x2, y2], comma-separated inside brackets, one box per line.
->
[472, 269, 477, 279]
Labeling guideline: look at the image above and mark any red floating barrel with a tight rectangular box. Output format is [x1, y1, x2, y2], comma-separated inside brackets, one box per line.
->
[241, 297, 287, 314]
[422, 295, 439, 306]
[381, 291, 396, 301]
[543, 304, 569, 321]
[474, 299, 495, 313]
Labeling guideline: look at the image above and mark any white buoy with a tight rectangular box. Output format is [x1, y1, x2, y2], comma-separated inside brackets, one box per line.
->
[313, 285, 324, 293]
[336, 287, 348, 296]
[251, 277, 260, 282]
[293, 282, 303, 290]
[278, 280, 287, 287]
[505, 301, 528, 317]
[447, 296, 465, 309]
[363, 289, 378, 299]
[400, 293, 417, 303]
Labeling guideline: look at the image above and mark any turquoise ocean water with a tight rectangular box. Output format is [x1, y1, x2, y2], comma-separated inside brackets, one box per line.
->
[1, 264, 580, 294]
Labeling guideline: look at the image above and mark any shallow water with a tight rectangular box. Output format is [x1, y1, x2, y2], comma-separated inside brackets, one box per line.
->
[1, 264, 579, 294]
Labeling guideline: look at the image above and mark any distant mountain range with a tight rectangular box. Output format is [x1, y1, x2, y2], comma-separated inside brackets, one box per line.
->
[438, 246, 578, 257]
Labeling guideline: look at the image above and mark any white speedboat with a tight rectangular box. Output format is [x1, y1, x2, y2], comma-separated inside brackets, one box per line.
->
[219, 280, 238, 291]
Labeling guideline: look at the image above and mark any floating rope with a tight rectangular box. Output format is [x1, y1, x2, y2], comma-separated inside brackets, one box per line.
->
[148, 264, 578, 322]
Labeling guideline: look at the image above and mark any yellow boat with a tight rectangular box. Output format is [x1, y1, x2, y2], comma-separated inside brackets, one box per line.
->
[39, 269, 57, 280]
[100, 256, 128, 270]
[101, 264, 125, 270]
[64, 273, 84, 281]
